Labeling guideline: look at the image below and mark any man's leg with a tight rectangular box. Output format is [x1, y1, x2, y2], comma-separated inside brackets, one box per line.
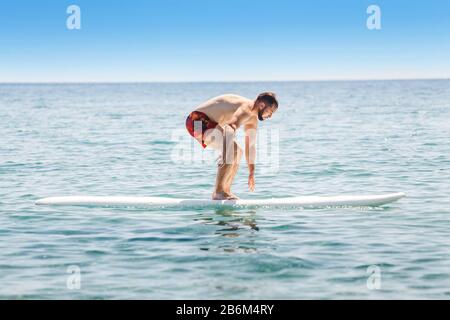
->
[213, 163, 234, 199]
[204, 126, 235, 200]
[223, 142, 242, 197]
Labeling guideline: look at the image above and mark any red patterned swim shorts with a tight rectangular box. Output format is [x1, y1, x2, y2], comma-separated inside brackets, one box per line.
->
[185, 111, 219, 148]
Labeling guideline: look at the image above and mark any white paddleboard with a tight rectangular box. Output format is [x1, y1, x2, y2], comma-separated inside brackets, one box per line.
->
[35, 192, 405, 208]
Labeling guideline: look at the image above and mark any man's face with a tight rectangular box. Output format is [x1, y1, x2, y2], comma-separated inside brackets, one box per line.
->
[258, 104, 277, 121]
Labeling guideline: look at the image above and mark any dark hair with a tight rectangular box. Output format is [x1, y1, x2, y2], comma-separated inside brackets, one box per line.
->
[256, 92, 278, 109]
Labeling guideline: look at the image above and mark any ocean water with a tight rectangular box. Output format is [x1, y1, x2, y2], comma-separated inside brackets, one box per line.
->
[1, 80, 450, 299]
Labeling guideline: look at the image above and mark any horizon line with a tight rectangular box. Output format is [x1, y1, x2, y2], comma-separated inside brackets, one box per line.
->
[0, 77, 449, 84]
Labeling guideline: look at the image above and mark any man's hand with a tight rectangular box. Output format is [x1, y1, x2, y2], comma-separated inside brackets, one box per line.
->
[248, 173, 255, 192]
[244, 123, 256, 192]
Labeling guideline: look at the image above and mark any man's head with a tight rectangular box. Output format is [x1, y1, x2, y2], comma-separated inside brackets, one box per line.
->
[254, 92, 278, 121]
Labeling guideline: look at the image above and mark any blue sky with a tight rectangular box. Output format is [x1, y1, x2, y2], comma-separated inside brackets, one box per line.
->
[1, 0, 449, 82]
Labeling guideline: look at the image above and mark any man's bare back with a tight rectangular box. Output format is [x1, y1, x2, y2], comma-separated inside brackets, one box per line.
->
[195, 94, 257, 129]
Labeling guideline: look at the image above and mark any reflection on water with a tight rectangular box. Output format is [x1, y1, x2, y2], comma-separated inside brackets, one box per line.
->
[194, 207, 260, 253]
[214, 207, 259, 233]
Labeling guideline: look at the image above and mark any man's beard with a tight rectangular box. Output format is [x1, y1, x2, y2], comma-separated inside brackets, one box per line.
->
[258, 110, 265, 121]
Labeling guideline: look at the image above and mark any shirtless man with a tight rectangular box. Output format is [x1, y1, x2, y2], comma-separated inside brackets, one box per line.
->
[185, 92, 278, 200]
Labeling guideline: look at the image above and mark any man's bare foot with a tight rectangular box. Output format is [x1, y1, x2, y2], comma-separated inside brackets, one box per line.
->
[212, 192, 226, 200]
[225, 191, 240, 200]
[212, 192, 239, 200]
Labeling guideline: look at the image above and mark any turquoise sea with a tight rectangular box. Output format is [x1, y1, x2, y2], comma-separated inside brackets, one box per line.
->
[1, 80, 450, 299]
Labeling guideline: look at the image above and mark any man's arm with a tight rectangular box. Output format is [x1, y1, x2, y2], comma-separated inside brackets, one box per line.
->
[245, 123, 257, 192]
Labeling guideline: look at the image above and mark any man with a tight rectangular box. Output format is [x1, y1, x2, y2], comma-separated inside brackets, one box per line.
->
[185, 92, 278, 200]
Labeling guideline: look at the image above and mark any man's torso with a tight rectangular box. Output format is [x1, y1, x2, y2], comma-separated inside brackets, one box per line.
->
[195, 94, 256, 129]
